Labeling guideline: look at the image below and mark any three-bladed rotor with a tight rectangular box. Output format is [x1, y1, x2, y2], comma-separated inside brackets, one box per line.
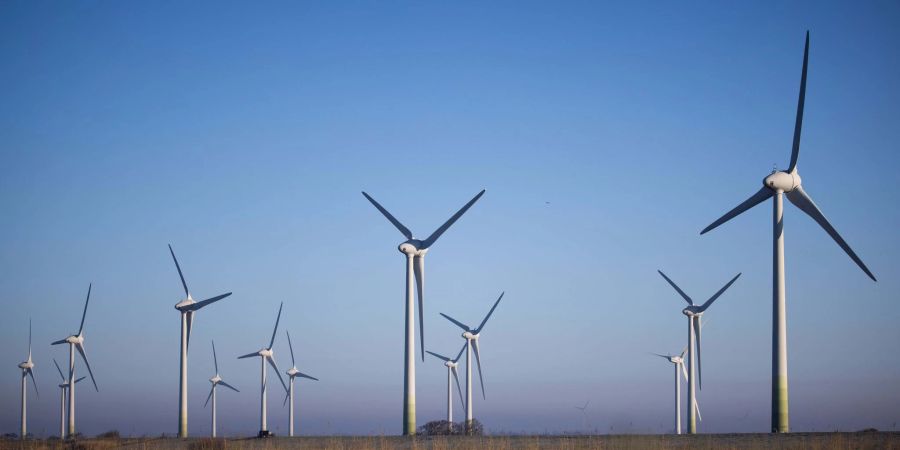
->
[238, 302, 289, 394]
[169, 244, 233, 350]
[426, 343, 467, 407]
[363, 189, 486, 360]
[51, 284, 99, 392]
[18, 319, 38, 397]
[282, 330, 318, 406]
[440, 292, 504, 399]
[205, 341, 239, 407]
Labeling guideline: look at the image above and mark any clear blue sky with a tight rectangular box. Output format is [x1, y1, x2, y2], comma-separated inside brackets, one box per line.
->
[1, 0, 898, 437]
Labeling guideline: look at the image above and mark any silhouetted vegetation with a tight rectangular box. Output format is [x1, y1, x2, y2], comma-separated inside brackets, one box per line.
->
[418, 419, 484, 436]
[96, 430, 120, 439]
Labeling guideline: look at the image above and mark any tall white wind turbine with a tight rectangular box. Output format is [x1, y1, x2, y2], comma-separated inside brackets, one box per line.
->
[362, 189, 485, 435]
[168, 244, 233, 438]
[658, 271, 739, 434]
[17, 319, 38, 440]
[51, 284, 99, 437]
[651, 349, 687, 434]
[238, 302, 289, 437]
[204, 341, 239, 438]
[700, 32, 876, 433]
[52, 358, 84, 439]
[440, 292, 505, 431]
[425, 344, 466, 426]
[283, 330, 318, 437]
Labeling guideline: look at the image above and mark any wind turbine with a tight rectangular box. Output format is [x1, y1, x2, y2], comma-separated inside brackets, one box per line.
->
[425, 344, 466, 426]
[51, 283, 99, 437]
[204, 341, 239, 438]
[17, 319, 38, 439]
[168, 244, 233, 438]
[238, 302, 289, 437]
[52, 358, 84, 439]
[283, 330, 318, 437]
[573, 400, 590, 433]
[440, 291, 505, 432]
[651, 349, 687, 434]
[658, 270, 739, 434]
[699, 31, 876, 433]
[361, 189, 485, 435]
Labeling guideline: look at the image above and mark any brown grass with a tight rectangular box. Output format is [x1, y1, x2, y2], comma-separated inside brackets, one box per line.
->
[0, 433, 898, 450]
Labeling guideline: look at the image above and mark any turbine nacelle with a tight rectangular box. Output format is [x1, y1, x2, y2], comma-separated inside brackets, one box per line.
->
[398, 240, 428, 256]
[210, 375, 222, 384]
[18, 360, 34, 370]
[63, 334, 84, 345]
[462, 331, 478, 340]
[175, 297, 195, 311]
[764, 170, 801, 193]
[682, 308, 703, 317]
[287, 367, 300, 377]
[258, 348, 273, 358]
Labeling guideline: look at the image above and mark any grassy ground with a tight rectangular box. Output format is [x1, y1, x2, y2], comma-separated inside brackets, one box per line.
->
[1, 433, 899, 450]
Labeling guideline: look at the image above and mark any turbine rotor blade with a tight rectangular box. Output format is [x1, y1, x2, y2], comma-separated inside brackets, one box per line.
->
[78, 283, 92, 335]
[698, 273, 742, 312]
[212, 341, 219, 374]
[474, 292, 504, 334]
[695, 399, 703, 422]
[28, 318, 32, 359]
[51, 338, 68, 346]
[414, 255, 425, 361]
[296, 371, 319, 381]
[53, 358, 65, 382]
[694, 317, 702, 390]
[283, 391, 290, 407]
[788, 31, 810, 173]
[786, 186, 876, 281]
[268, 302, 284, 350]
[204, 386, 214, 407]
[452, 365, 464, 408]
[426, 351, 450, 362]
[657, 271, 693, 306]
[286, 330, 296, 367]
[27, 368, 38, 397]
[76, 342, 99, 392]
[422, 190, 486, 249]
[439, 313, 470, 332]
[454, 343, 466, 363]
[185, 311, 194, 351]
[472, 339, 486, 400]
[74, 376, 86, 384]
[168, 244, 190, 298]
[267, 356, 289, 393]
[184, 292, 232, 311]
[701, 187, 774, 235]
[681, 361, 688, 381]
[238, 351, 258, 359]
[219, 380, 240, 392]
[361, 192, 413, 240]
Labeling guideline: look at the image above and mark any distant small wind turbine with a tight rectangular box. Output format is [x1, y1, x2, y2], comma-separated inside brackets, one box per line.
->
[440, 292, 505, 431]
[168, 244, 233, 438]
[17, 319, 38, 440]
[651, 348, 687, 434]
[658, 270, 739, 434]
[205, 341, 239, 438]
[362, 189, 485, 435]
[52, 359, 84, 439]
[283, 330, 318, 437]
[51, 284, 99, 437]
[574, 400, 590, 433]
[699, 31, 876, 433]
[239, 302, 289, 437]
[426, 344, 466, 425]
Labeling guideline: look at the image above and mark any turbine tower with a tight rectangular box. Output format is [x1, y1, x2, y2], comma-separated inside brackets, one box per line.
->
[658, 271, 739, 434]
[17, 319, 38, 440]
[440, 291, 505, 432]
[238, 302, 289, 437]
[283, 330, 318, 437]
[361, 189, 485, 435]
[700, 31, 876, 433]
[204, 341, 239, 438]
[168, 244, 233, 438]
[425, 344, 466, 426]
[51, 283, 99, 437]
[651, 349, 687, 434]
[52, 359, 84, 439]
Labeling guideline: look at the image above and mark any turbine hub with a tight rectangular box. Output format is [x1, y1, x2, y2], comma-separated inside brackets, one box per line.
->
[259, 349, 273, 357]
[65, 335, 82, 344]
[682, 307, 702, 317]
[398, 240, 425, 256]
[18, 361, 33, 369]
[763, 170, 801, 193]
[210, 375, 221, 384]
[463, 331, 477, 340]
[175, 298, 195, 310]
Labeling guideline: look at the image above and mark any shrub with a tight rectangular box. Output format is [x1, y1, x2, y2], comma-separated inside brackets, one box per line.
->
[418, 419, 484, 436]
[97, 430, 120, 439]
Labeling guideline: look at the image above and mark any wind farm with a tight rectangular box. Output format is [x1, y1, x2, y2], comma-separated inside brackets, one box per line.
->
[2, 3, 899, 449]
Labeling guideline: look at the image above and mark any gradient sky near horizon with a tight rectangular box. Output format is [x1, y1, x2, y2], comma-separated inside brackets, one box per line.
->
[1, 0, 899, 437]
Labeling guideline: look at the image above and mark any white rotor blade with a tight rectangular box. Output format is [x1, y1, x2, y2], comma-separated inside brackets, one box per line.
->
[451, 365, 465, 408]
[426, 351, 450, 363]
[472, 339, 486, 400]
[185, 311, 194, 350]
[421, 189, 485, 249]
[681, 361, 688, 381]
[453, 343, 466, 363]
[204, 385, 214, 407]
[267, 356, 289, 394]
[694, 316, 702, 390]
[184, 292, 232, 311]
[212, 340, 219, 374]
[361, 192, 413, 240]
[238, 351, 258, 359]
[76, 342, 99, 392]
[168, 244, 190, 298]
[219, 380, 240, 393]
[27, 368, 38, 397]
[657, 270, 693, 305]
[440, 313, 470, 332]
[27, 318, 32, 359]
[78, 283, 92, 335]
[286, 330, 296, 368]
[414, 255, 425, 361]
[787, 31, 809, 173]
[698, 273, 741, 312]
[268, 302, 283, 350]
[786, 185, 876, 281]
[474, 292, 504, 334]
[53, 358, 66, 382]
[296, 371, 318, 381]
[700, 187, 774, 235]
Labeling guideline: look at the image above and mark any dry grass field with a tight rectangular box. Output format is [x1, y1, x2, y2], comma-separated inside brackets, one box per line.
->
[1, 433, 899, 450]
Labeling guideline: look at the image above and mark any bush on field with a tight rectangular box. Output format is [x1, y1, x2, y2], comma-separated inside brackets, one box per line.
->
[418, 419, 483, 436]
[97, 430, 120, 439]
